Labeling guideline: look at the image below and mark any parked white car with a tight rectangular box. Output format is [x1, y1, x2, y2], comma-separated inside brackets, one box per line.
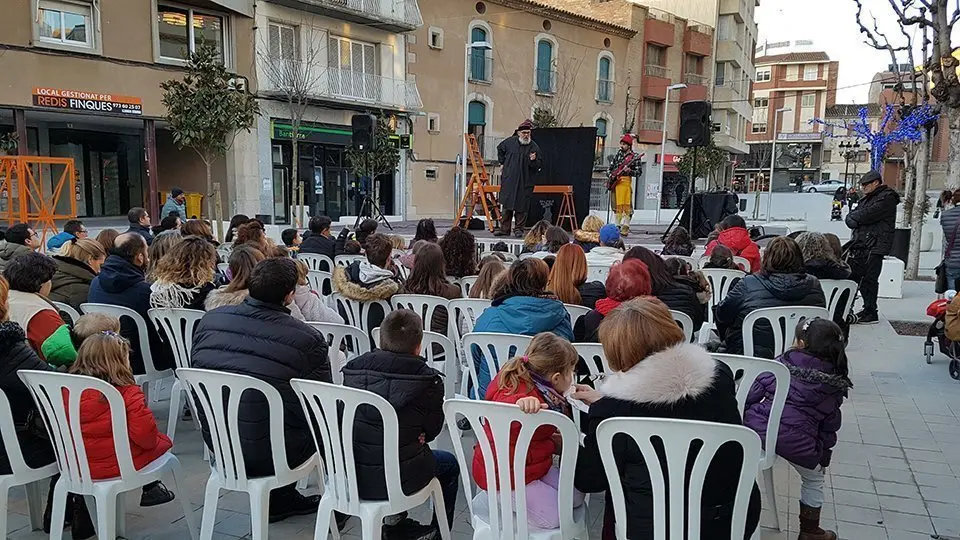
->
[801, 180, 844, 193]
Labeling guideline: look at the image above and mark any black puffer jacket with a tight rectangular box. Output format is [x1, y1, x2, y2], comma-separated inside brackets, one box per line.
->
[656, 279, 705, 333]
[716, 273, 826, 358]
[191, 297, 331, 472]
[577, 281, 606, 309]
[804, 259, 852, 280]
[342, 350, 444, 500]
[0, 321, 54, 475]
[845, 184, 900, 256]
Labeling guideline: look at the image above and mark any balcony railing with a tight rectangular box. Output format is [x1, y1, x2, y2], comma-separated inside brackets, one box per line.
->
[597, 79, 614, 102]
[645, 64, 668, 78]
[683, 72, 710, 86]
[640, 119, 665, 132]
[326, 67, 422, 110]
[469, 53, 493, 83]
[535, 68, 557, 94]
[312, 0, 423, 28]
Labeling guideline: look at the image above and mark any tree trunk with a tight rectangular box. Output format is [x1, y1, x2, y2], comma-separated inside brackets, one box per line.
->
[947, 107, 960, 190]
[902, 148, 916, 226]
[906, 132, 931, 279]
[205, 158, 214, 226]
[291, 123, 301, 227]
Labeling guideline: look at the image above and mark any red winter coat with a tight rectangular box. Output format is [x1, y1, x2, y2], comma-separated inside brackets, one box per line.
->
[72, 385, 172, 479]
[706, 227, 762, 274]
[472, 374, 556, 490]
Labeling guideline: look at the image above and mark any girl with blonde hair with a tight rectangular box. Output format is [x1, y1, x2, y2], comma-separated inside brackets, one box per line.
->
[574, 215, 604, 253]
[50, 238, 107, 310]
[149, 236, 217, 310]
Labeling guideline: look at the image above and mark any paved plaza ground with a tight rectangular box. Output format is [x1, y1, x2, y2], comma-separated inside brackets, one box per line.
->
[6, 281, 960, 539]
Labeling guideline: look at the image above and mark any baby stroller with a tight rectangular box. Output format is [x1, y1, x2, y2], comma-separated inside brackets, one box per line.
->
[831, 200, 843, 221]
[924, 298, 960, 379]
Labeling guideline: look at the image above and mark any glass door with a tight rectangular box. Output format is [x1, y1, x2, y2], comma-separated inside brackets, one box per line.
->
[272, 166, 288, 224]
[87, 151, 121, 217]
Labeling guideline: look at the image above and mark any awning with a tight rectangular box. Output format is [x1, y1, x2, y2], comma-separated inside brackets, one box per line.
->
[208, 0, 253, 17]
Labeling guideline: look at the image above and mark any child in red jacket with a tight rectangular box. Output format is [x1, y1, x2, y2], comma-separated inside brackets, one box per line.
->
[69, 330, 175, 506]
[472, 332, 584, 529]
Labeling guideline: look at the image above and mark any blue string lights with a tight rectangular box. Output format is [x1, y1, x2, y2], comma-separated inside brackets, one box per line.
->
[810, 104, 939, 171]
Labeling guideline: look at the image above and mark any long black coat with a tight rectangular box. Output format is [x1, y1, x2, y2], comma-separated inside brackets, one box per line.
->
[656, 279, 705, 334]
[845, 184, 900, 256]
[191, 297, 331, 475]
[0, 321, 54, 475]
[342, 350, 444, 500]
[497, 136, 543, 211]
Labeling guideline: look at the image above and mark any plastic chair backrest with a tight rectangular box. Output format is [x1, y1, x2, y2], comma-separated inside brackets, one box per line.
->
[595, 417, 762, 540]
[448, 298, 493, 343]
[699, 269, 745, 324]
[713, 353, 790, 469]
[819, 279, 857, 322]
[330, 294, 391, 335]
[177, 368, 293, 490]
[51, 301, 81, 327]
[291, 380, 406, 515]
[306, 322, 371, 384]
[391, 294, 450, 333]
[307, 270, 333, 296]
[461, 332, 532, 395]
[18, 371, 140, 491]
[459, 275, 479, 297]
[698, 255, 751, 273]
[587, 265, 610, 283]
[0, 389, 55, 478]
[573, 342, 610, 379]
[443, 399, 581, 539]
[217, 262, 229, 274]
[669, 310, 695, 343]
[742, 306, 831, 358]
[299, 253, 334, 273]
[334, 255, 366, 267]
[79, 303, 160, 379]
[147, 308, 205, 371]
[662, 255, 697, 269]
[371, 329, 457, 399]
[563, 303, 590, 329]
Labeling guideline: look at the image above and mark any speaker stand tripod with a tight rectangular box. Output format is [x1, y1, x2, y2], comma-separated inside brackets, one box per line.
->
[352, 150, 393, 230]
[662, 145, 705, 241]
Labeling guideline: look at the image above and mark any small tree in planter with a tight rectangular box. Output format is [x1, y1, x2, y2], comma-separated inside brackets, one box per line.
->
[344, 116, 400, 214]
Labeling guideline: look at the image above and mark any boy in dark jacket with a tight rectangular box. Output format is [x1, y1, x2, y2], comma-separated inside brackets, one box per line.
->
[342, 309, 459, 537]
[299, 215, 346, 260]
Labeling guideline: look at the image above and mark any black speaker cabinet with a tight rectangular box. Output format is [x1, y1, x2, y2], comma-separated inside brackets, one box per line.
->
[351, 114, 377, 151]
[678, 101, 712, 148]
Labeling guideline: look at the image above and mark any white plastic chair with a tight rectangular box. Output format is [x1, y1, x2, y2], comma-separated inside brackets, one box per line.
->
[459, 275, 480, 297]
[330, 293, 392, 336]
[442, 399, 586, 540]
[819, 279, 858, 322]
[448, 299, 494, 396]
[713, 353, 790, 532]
[299, 253, 335, 272]
[670, 310, 695, 343]
[587, 265, 610, 283]
[307, 322, 371, 385]
[80, 303, 173, 402]
[176, 369, 322, 540]
[291, 380, 451, 540]
[335, 254, 366, 267]
[595, 417, 762, 540]
[662, 255, 698, 269]
[147, 308, 205, 441]
[308, 270, 333, 296]
[371, 329, 458, 400]
[19, 370, 198, 540]
[573, 342, 610, 380]
[391, 294, 451, 333]
[698, 268, 745, 344]
[563, 303, 591, 330]
[216, 262, 229, 274]
[51, 301, 81, 327]
[461, 333, 533, 398]
[742, 306, 831, 358]
[0, 391, 58, 536]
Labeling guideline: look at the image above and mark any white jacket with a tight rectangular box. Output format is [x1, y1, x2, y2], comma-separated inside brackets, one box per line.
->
[585, 246, 625, 267]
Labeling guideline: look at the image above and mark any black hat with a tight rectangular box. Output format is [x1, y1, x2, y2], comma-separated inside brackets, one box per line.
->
[171, 188, 184, 198]
[859, 171, 882, 185]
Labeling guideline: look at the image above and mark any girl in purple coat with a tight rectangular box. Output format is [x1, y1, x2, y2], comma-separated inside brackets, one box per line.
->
[743, 318, 852, 540]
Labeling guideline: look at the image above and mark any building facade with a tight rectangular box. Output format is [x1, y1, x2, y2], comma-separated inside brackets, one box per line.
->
[713, 0, 758, 157]
[821, 104, 880, 188]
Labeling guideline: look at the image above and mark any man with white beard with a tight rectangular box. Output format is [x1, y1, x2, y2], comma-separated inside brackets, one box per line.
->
[495, 119, 544, 237]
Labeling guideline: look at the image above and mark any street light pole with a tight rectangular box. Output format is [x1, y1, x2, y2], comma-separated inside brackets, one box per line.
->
[655, 83, 687, 225]
[460, 41, 492, 213]
[767, 107, 792, 223]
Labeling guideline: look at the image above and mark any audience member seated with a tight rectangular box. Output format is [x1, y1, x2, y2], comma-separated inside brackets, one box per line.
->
[796, 232, 852, 280]
[624, 246, 704, 333]
[146, 230, 183, 281]
[520, 221, 550, 254]
[543, 226, 570, 255]
[401, 243, 461, 339]
[152, 215, 182, 237]
[664, 257, 711, 306]
[411, 218, 438, 247]
[705, 215, 761, 273]
[224, 214, 251, 244]
[205, 245, 266, 310]
[581, 259, 652, 342]
[0, 224, 40, 272]
[191, 257, 331, 522]
[716, 236, 826, 358]
[473, 258, 573, 396]
[571, 298, 761, 538]
[343, 239, 362, 255]
[148, 236, 218, 310]
[88, 233, 175, 373]
[574, 215, 604, 253]
[96, 229, 120, 255]
[585, 224, 625, 267]
[288, 260, 342, 323]
[356, 219, 379, 251]
[50, 238, 106, 313]
[281, 228, 301, 252]
[703, 245, 740, 270]
[47, 219, 88, 253]
[343, 310, 459, 537]
[469, 256, 508, 300]
[547, 244, 605, 309]
[4, 252, 75, 366]
[234, 222, 272, 254]
[661, 226, 695, 257]
[125, 207, 154, 246]
[181, 219, 220, 248]
[439, 226, 478, 279]
[299, 215, 342, 260]
[399, 240, 427, 270]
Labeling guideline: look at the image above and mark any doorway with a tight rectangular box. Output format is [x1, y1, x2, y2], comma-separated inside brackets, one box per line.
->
[48, 129, 143, 217]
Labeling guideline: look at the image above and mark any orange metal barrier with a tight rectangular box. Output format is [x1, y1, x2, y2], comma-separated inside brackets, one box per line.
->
[0, 156, 77, 246]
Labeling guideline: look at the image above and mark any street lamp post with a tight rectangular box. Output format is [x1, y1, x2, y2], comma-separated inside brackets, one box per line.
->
[655, 83, 687, 225]
[460, 40, 493, 210]
[766, 107, 792, 223]
[839, 140, 860, 189]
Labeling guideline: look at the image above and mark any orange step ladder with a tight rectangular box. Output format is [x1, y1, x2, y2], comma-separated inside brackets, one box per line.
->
[455, 134, 501, 233]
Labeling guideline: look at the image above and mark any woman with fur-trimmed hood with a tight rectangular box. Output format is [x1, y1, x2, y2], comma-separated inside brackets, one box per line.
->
[572, 298, 761, 539]
[574, 215, 604, 253]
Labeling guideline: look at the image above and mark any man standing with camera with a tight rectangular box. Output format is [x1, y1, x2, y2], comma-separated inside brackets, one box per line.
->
[495, 119, 543, 237]
[845, 170, 899, 324]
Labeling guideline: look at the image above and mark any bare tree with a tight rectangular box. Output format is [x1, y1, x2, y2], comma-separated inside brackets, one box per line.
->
[257, 19, 326, 227]
[531, 55, 585, 127]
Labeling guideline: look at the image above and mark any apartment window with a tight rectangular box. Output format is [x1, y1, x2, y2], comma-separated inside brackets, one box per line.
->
[268, 23, 297, 60]
[595, 118, 608, 160]
[535, 39, 556, 93]
[715, 62, 725, 86]
[158, 4, 226, 61]
[801, 93, 816, 108]
[803, 64, 818, 81]
[597, 55, 613, 103]
[821, 172, 831, 180]
[756, 69, 771, 82]
[470, 26, 491, 82]
[823, 150, 832, 162]
[754, 97, 768, 108]
[468, 100, 487, 150]
[427, 113, 440, 133]
[685, 54, 703, 75]
[428, 27, 444, 49]
[38, 0, 92, 48]
[646, 44, 666, 66]
[645, 100, 663, 120]
[752, 123, 767, 134]
[328, 36, 378, 100]
[717, 15, 733, 41]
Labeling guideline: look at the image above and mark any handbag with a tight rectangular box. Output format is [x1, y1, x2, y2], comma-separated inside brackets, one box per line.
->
[936, 219, 960, 293]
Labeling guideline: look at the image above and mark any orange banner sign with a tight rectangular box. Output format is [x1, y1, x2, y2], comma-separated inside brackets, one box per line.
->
[32, 87, 143, 116]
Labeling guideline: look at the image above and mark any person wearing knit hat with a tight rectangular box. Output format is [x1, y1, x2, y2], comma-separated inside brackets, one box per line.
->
[494, 119, 543, 238]
[844, 169, 899, 325]
[161, 187, 187, 219]
[607, 133, 638, 236]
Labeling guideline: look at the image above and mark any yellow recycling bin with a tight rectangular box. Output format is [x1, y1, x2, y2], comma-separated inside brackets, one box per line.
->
[185, 192, 203, 219]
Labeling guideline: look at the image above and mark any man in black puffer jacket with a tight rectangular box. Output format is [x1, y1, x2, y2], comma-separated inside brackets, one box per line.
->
[191, 257, 331, 523]
[845, 170, 899, 324]
[716, 237, 826, 358]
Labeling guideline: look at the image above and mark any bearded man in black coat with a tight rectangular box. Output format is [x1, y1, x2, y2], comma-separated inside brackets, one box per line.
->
[495, 118, 544, 238]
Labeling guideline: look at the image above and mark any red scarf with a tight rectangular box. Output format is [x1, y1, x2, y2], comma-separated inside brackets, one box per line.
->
[595, 298, 621, 316]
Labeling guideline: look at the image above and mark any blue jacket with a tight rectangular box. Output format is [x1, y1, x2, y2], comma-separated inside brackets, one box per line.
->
[88, 255, 173, 373]
[161, 197, 187, 219]
[472, 294, 573, 396]
[46, 232, 75, 252]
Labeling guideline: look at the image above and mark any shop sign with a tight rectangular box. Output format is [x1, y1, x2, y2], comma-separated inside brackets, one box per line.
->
[655, 154, 682, 165]
[32, 87, 143, 116]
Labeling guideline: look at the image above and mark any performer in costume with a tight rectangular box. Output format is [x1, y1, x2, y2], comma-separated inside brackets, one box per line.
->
[608, 134, 637, 236]
[496, 119, 544, 237]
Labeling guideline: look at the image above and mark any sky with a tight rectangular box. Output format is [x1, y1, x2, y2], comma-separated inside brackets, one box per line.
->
[754, 0, 928, 103]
